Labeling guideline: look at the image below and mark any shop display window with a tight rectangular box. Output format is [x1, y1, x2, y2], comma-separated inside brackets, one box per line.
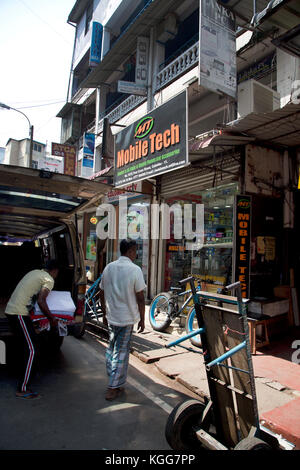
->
[164, 183, 238, 291]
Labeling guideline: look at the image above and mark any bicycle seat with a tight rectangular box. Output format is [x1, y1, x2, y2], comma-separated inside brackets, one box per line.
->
[170, 287, 183, 292]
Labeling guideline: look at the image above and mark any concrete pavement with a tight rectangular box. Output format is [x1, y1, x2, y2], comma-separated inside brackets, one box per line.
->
[133, 306, 300, 450]
[87, 307, 300, 449]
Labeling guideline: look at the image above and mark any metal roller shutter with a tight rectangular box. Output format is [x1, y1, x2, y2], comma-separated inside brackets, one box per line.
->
[159, 153, 241, 198]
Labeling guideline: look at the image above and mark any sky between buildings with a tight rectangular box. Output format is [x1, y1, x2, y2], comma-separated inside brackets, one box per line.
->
[0, 0, 75, 151]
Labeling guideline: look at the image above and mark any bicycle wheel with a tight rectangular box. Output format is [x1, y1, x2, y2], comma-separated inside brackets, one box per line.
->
[186, 308, 202, 348]
[149, 292, 172, 332]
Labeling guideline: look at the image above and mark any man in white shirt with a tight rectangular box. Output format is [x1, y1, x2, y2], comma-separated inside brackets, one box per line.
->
[99, 239, 146, 401]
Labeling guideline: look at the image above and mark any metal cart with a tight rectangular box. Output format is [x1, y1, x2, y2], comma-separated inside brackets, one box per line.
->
[165, 277, 294, 451]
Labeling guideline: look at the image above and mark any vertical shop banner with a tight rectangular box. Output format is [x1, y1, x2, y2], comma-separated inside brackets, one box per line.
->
[199, 0, 236, 98]
[89, 22, 103, 67]
[51, 142, 76, 176]
[135, 36, 149, 85]
[101, 118, 114, 165]
[82, 133, 95, 178]
[234, 195, 251, 299]
[114, 90, 188, 187]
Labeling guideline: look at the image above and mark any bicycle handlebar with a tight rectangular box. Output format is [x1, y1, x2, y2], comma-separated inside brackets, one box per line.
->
[178, 276, 195, 286]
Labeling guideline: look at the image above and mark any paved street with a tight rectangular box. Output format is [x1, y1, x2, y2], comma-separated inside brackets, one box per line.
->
[0, 332, 197, 451]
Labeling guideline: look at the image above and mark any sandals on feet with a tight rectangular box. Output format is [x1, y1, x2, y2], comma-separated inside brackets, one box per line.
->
[105, 387, 124, 401]
[16, 391, 41, 400]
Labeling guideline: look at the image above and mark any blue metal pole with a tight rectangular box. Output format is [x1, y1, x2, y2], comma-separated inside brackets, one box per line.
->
[166, 327, 204, 348]
[206, 341, 246, 370]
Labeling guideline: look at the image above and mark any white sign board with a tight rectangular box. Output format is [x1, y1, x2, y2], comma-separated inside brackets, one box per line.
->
[118, 80, 147, 96]
[199, 0, 236, 98]
[38, 156, 64, 174]
[135, 36, 149, 85]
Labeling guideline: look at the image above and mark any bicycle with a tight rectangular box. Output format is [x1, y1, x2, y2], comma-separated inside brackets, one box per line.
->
[149, 279, 203, 348]
[84, 275, 103, 325]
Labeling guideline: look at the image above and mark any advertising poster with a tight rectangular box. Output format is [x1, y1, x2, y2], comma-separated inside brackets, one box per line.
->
[199, 0, 236, 98]
[82, 133, 95, 178]
[114, 91, 188, 187]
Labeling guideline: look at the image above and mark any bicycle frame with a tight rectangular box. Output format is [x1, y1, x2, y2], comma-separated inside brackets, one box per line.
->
[166, 286, 200, 319]
[84, 275, 102, 323]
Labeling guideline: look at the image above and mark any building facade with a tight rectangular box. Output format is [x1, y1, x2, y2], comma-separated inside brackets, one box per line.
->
[4, 138, 46, 168]
[58, 0, 300, 336]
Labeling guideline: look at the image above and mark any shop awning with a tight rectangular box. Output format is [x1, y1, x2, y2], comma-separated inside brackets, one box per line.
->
[89, 165, 114, 181]
[224, 102, 300, 147]
[251, 0, 300, 31]
[189, 101, 300, 160]
[189, 133, 255, 158]
[249, 0, 300, 57]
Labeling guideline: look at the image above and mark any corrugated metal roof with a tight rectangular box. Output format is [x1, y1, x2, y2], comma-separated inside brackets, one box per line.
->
[225, 102, 300, 147]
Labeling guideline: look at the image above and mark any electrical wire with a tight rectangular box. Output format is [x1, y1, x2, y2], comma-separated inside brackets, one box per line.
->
[16, 101, 65, 110]
[17, 0, 73, 46]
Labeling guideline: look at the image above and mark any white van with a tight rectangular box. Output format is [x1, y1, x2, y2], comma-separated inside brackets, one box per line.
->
[0, 164, 110, 352]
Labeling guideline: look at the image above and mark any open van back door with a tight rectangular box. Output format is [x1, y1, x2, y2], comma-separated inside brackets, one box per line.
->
[0, 164, 112, 222]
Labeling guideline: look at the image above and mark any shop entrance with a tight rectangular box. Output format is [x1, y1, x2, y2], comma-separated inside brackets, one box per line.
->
[164, 183, 238, 292]
[249, 194, 283, 298]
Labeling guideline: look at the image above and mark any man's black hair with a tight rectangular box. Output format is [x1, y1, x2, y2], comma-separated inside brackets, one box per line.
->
[44, 259, 60, 271]
[120, 238, 137, 255]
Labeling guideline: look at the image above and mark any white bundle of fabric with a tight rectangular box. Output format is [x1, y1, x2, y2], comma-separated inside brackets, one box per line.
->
[34, 291, 76, 318]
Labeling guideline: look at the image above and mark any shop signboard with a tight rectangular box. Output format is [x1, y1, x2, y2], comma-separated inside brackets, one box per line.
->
[117, 36, 149, 95]
[38, 156, 63, 174]
[234, 195, 251, 299]
[82, 133, 95, 178]
[83, 132, 95, 156]
[105, 181, 142, 204]
[117, 80, 147, 96]
[237, 52, 276, 85]
[101, 118, 114, 164]
[114, 90, 188, 187]
[89, 22, 103, 67]
[199, 0, 236, 98]
[135, 36, 149, 85]
[51, 142, 76, 176]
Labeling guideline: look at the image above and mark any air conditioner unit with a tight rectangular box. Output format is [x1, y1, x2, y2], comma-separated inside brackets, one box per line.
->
[157, 13, 178, 43]
[237, 79, 280, 118]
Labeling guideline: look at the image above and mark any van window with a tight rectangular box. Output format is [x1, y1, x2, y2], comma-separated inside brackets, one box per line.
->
[53, 231, 74, 267]
[41, 237, 56, 262]
[0, 185, 86, 214]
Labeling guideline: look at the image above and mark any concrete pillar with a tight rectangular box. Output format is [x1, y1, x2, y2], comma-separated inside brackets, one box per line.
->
[277, 49, 300, 107]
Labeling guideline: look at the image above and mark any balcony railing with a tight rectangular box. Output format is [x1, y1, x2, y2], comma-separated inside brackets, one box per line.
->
[97, 40, 199, 131]
[156, 41, 199, 91]
[98, 94, 147, 130]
